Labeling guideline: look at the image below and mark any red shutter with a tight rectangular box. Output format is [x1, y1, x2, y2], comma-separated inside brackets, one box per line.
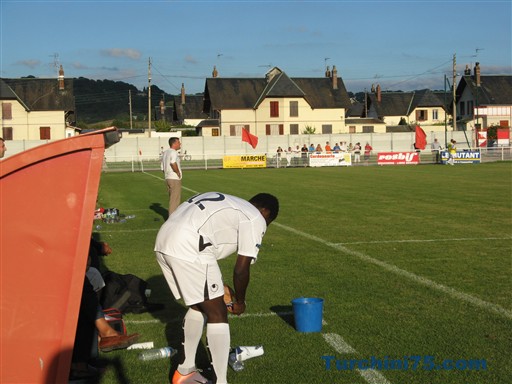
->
[2, 103, 12, 120]
[270, 101, 279, 117]
[266, 124, 271, 135]
[279, 124, 284, 135]
[40, 127, 51, 140]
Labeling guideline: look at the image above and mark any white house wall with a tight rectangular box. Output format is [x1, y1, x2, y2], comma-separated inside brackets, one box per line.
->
[220, 97, 345, 136]
[1, 100, 67, 140]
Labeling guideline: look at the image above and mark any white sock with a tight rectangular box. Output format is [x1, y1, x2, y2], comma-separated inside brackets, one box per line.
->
[206, 323, 230, 384]
[178, 308, 205, 374]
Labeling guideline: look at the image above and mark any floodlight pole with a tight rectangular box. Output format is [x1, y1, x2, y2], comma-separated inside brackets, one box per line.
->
[444, 75, 450, 148]
[452, 54, 457, 133]
[148, 57, 152, 138]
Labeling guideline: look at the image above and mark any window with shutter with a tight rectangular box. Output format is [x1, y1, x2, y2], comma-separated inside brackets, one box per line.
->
[40, 127, 51, 140]
[322, 125, 332, 134]
[2, 127, 13, 140]
[270, 101, 279, 117]
[2, 103, 12, 120]
[289, 101, 298, 117]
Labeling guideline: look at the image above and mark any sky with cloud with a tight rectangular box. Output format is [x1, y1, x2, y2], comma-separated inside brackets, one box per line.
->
[1, 0, 511, 95]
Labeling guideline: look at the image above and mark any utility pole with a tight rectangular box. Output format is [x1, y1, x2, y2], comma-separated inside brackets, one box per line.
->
[148, 57, 152, 138]
[452, 53, 457, 132]
[129, 90, 133, 129]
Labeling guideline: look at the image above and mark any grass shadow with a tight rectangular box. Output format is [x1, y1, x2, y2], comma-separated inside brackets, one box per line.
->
[150, 203, 168, 221]
[269, 305, 295, 329]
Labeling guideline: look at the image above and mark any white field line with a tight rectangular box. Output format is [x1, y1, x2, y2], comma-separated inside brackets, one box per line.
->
[359, 369, 392, 384]
[323, 333, 357, 354]
[125, 310, 294, 324]
[142, 171, 197, 194]
[273, 222, 512, 320]
[323, 333, 391, 384]
[335, 237, 511, 245]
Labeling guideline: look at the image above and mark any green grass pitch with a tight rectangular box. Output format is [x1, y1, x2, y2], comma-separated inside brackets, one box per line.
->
[92, 162, 511, 384]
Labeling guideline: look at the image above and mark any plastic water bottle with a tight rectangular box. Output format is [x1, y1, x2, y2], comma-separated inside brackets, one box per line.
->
[228, 351, 244, 372]
[138, 346, 176, 361]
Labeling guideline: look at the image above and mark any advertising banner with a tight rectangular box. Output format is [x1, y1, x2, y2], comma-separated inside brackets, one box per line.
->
[309, 153, 352, 167]
[477, 129, 487, 147]
[497, 128, 510, 146]
[441, 151, 481, 164]
[377, 152, 419, 165]
[223, 155, 267, 168]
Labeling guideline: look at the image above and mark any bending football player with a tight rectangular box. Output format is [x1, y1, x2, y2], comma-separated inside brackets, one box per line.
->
[155, 192, 279, 384]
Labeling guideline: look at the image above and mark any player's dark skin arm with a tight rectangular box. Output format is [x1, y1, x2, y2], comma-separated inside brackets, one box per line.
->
[192, 255, 252, 322]
[231, 254, 253, 315]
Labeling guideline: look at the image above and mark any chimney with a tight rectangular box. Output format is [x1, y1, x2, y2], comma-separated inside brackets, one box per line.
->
[474, 62, 481, 87]
[159, 99, 165, 115]
[58, 65, 65, 90]
[331, 65, 338, 90]
[376, 84, 382, 103]
[325, 66, 331, 78]
[181, 83, 185, 105]
[464, 64, 471, 76]
[212, 65, 218, 78]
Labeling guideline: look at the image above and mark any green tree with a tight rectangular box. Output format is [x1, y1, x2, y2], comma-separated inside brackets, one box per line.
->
[154, 120, 172, 132]
[302, 125, 316, 134]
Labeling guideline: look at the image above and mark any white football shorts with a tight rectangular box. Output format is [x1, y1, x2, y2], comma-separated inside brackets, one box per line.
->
[155, 251, 224, 306]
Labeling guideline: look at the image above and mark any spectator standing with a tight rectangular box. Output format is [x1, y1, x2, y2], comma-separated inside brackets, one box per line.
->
[301, 144, 309, 166]
[315, 144, 323, 153]
[447, 139, 457, 165]
[431, 138, 442, 164]
[325, 142, 332, 153]
[162, 137, 182, 216]
[285, 146, 292, 167]
[353, 142, 362, 163]
[364, 142, 373, 164]
[332, 143, 341, 153]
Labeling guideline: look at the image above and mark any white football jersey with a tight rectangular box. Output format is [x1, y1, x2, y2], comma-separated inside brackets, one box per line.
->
[155, 192, 267, 264]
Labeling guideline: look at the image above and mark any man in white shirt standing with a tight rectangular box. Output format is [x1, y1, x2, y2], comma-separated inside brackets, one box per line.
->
[162, 137, 182, 216]
[155, 192, 279, 384]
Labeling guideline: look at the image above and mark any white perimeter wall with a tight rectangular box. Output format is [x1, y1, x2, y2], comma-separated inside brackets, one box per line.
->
[3, 130, 491, 160]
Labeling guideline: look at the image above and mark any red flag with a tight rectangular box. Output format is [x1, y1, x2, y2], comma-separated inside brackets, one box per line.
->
[415, 126, 427, 150]
[242, 128, 258, 149]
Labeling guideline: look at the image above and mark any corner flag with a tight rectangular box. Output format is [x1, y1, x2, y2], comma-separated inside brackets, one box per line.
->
[242, 128, 258, 149]
[415, 126, 427, 150]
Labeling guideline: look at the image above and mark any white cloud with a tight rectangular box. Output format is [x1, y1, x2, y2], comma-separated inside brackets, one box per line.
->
[17, 59, 41, 68]
[72, 62, 89, 70]
[101, 48, 141, 60]
[185, 55, 197, 64]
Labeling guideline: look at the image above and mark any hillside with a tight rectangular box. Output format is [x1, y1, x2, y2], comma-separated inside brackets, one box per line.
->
[73, 77, 173, 124]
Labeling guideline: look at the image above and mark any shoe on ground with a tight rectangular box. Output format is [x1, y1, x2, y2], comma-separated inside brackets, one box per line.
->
[99, 333, 140, 352]
[172, 369, 211, 384]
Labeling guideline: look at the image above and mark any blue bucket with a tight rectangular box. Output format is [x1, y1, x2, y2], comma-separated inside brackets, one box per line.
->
[291, 297, 324, 333]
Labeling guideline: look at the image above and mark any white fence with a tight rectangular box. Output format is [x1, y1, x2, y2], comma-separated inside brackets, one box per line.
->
[4, 129, 511, 168]
[99, 146, 511, 173]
